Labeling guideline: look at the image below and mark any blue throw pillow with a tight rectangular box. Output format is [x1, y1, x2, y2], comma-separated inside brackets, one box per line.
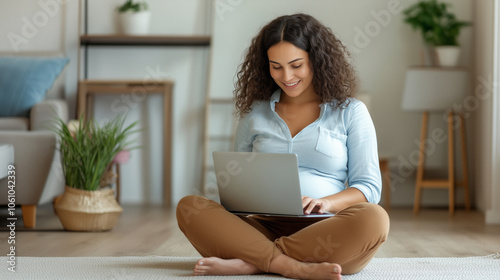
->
[0, 57, 69, 117]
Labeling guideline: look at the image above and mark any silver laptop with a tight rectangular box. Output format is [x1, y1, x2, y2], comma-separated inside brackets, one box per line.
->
[212, 151, 334, 218]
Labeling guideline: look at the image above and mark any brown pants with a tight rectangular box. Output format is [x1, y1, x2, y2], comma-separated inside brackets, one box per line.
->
[176, 195, 390, 275]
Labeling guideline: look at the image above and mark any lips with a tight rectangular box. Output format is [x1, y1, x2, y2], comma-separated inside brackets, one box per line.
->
[283, 80, 301, 89]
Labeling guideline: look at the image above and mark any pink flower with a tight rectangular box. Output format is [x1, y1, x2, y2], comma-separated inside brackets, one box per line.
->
[113, 150, 130, 164]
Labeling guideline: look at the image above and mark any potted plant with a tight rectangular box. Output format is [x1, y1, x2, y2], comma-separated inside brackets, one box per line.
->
[53, 115, 139, 231]
[117, 0, 150, 35]
[403, 0, 471, 67]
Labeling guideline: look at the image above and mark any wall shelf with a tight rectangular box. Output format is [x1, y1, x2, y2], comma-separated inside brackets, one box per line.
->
[80, 35, 211, 47]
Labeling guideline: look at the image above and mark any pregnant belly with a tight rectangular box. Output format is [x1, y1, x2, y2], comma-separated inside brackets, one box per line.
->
[299, 171, 345, 199]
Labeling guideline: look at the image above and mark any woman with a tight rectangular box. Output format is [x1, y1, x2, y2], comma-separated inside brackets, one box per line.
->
[177, 13, 389, 280]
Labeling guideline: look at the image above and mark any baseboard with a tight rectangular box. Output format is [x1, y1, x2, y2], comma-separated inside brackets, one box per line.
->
[486, 209, 500, 224]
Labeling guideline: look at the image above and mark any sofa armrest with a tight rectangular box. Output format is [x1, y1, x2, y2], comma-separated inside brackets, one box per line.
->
[30, 99, 68, 131]
[0, 131, 64, 205]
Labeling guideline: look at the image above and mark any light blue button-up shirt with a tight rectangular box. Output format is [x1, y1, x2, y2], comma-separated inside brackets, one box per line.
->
[234, 90, 381, 204]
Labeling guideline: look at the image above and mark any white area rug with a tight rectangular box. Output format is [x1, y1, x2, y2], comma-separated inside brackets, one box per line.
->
[1, 254, 499, 280]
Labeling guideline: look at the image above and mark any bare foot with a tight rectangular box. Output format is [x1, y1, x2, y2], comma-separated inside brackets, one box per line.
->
[270, 254, 342, 280]
[193, 257, 262, 276]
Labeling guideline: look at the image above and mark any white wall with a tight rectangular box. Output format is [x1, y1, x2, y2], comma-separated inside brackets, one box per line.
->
[0, 0, 64, 51]
[490, 0, 500, 223]
[474, 0, 500, 224]
[473, 0, 495, 214]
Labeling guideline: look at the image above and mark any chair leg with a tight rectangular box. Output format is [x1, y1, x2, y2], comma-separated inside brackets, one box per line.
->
[459, 113, 471, 211]
[414, 112, 429, 215]
[379, 159, 391, 210]
[21, 205, 37, 228]
[413, 184, 422, 215]
[447, 112, 455, 216]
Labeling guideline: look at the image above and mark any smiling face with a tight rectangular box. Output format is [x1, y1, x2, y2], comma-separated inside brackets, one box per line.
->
[267, 41, 315, 102]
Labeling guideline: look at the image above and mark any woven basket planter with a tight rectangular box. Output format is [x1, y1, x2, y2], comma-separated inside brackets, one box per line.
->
[54, 186, 123, 231]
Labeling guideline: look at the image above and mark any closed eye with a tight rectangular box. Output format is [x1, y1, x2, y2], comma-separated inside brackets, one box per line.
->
[291, 64, 302, 69]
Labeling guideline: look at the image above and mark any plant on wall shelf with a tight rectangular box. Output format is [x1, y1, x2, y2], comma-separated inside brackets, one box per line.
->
[117, 0, 151, 35]
[403, 0, 471, 67]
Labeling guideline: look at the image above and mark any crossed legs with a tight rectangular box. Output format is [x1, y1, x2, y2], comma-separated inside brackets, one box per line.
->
[176, 195, 389, 279]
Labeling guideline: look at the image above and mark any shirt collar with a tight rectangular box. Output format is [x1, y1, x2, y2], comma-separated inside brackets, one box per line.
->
[269, 89, 328, 118]
[269, 89, 281, 112]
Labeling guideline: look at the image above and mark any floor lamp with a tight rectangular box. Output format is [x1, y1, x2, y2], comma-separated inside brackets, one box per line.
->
[402, 67, 471, 215]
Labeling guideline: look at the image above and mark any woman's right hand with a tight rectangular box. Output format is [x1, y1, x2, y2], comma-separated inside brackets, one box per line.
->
[301, 196, 331, 215]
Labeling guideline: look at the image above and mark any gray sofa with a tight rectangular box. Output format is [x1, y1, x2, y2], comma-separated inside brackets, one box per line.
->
[0, 99, 68, 228]
[0, 52, 69, 228]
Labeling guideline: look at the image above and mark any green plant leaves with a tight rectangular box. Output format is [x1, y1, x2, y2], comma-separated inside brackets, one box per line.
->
[118, 0, 148, 13]
[54, 115, 139, 191]
[403, 0, 471, 46]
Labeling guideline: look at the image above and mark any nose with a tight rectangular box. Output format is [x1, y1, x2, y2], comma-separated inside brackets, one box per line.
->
[283, 68, 294, 82]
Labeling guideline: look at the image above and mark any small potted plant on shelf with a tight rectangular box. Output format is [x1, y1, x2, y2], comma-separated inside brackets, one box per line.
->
[403, 0, 471, 67]
[117, 0, 151, 35]
[53, 115, 139, 231]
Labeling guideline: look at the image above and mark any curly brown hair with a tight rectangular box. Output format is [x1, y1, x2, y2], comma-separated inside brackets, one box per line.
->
[234, 13, 358, 117]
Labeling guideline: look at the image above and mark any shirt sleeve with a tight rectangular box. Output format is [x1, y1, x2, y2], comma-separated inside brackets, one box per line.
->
[233, 113, 253, 152]
[345, 101, 382, 204]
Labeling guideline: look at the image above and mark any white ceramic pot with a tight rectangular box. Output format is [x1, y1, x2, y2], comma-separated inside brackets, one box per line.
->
[118, 10, 151, 35]
[435, 46, 461, 67]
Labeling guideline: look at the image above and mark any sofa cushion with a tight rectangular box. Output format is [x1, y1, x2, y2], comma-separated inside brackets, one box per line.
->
[0, 57, 69, 118]
[0, 144, 14, 180]
[0, 118, 29, 131]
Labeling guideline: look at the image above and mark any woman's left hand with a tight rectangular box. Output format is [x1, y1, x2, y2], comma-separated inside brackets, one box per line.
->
[301, 196, 331, 215]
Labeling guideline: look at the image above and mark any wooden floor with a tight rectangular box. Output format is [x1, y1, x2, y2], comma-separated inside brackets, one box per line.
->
[3, 204, 500, 258]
